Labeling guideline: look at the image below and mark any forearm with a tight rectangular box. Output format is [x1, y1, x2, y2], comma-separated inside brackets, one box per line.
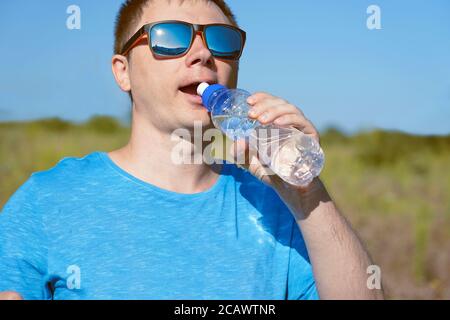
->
[275, 178, 384, 300]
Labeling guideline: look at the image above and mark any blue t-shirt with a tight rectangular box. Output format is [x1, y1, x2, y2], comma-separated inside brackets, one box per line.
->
[0, 152, 318, 300]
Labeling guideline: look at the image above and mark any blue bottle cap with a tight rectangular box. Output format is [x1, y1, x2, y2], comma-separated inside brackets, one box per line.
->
[199, 83, 227, 111]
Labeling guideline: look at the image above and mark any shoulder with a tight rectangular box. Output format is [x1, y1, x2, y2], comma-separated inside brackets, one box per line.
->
[23, 152, 105, 200]
[31, 152, 103, 182]
[1, 152, 106, 220]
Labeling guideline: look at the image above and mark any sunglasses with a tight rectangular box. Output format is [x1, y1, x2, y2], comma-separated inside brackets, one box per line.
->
[120, 20, 246, 60]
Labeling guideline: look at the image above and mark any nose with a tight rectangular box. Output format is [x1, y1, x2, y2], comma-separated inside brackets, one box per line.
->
[184, 32, 214, 67]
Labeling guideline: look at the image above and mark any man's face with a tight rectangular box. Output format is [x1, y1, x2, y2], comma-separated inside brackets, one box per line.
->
[126, 0, 239, 133]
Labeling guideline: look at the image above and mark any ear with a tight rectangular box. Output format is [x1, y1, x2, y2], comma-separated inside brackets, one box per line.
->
[111, 54, 131, 92]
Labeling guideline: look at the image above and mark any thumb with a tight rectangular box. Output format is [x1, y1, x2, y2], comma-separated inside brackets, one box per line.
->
[0, 291, 23, 300]
[229, 139, 271, 182]
[229, 138, 250, 170]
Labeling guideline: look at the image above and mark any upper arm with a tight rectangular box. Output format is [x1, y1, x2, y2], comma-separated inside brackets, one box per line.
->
[0, 176, 49, 300]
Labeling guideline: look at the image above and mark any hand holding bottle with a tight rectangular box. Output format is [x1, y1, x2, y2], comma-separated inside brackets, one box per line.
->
[197, 83, 324, 189]
[241, 92, 323, 188]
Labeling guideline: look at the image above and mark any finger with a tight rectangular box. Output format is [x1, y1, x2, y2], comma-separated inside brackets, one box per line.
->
[247, 93, 303, 118]
[246, 92, 277, 105]
[248, 99, 296, 121]
[255, 107, 300, 125]
[229, 138, 266, 172]
[273, 114, 320, 141]
[247, 155, 274, 182]
[229, 138, 275, 183]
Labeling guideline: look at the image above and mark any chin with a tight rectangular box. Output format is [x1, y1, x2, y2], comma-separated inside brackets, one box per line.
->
[171, 97, 214, 130]
[185, 114, 214, 128]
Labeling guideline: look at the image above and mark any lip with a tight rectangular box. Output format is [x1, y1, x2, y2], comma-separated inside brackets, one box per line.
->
[178, 78, 218, 89]
[179, 90, 204, 107]
[178, 77, 217, 108]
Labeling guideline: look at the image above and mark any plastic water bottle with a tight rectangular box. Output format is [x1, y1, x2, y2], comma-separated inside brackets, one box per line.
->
[197, 82, 325, 187]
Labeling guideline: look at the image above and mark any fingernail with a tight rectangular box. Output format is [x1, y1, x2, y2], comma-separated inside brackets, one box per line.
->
[248, 109, 257, 117]
[260, 113, 268, 122]
[247, 97, 255, 104]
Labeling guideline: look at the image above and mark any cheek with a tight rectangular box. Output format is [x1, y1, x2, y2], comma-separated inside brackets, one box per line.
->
[130, 53, 175, 102]
[217, 61, 238, 88]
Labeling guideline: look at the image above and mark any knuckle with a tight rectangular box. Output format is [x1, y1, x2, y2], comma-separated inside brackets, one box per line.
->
[252, 92, 274, 101]
[296, 108, 305, 116]
[252, 91, 269, 97]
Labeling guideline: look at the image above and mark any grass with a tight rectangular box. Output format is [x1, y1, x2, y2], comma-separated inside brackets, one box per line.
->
[0, 117, 449, 299]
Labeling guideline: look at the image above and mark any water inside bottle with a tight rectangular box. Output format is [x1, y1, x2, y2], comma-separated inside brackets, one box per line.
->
[212, 114, 259, 140]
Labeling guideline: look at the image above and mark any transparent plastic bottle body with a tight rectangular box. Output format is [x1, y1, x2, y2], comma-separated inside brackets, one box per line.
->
[207, 88, 259, 140]
[207, 88, 325, 187]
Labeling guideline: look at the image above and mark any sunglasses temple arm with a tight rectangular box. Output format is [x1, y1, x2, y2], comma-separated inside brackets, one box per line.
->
[120, 26, 147, 56]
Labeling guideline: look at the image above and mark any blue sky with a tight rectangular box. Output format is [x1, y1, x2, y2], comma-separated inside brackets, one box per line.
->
[0, 0, 449, 135]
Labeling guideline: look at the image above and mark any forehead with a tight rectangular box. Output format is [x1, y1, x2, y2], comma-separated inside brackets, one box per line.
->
[139, 0, 231, 27]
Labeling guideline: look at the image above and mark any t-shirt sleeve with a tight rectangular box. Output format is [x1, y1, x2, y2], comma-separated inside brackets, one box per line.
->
[0, 176, 49, 300]
[287, 223, 319, 300]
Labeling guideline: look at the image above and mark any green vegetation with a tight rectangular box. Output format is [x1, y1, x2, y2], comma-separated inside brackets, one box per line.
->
[0, 117, 449, 299]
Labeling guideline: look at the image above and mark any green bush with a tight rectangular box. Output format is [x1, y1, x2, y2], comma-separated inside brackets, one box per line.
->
[354, 130, 450, 167]
[85, 115, 121, 134]
[29, 117, 72, 132]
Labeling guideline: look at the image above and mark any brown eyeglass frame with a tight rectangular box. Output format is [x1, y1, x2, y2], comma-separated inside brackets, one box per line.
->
[120, 20, 246, 60]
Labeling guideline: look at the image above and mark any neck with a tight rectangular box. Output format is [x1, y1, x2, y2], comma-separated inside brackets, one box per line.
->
[108, 110, 222, 194]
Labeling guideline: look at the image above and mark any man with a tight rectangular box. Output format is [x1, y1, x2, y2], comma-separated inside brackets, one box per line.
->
[0, 0, 383, 300]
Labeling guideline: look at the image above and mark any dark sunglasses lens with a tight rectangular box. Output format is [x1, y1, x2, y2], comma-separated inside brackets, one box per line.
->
[150, 23, 192, 56]
[205, 26, 243, 58]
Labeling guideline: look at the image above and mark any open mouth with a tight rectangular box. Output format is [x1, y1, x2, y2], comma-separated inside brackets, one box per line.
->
[179, 82, 205, 106]
[179, 82, 201, 96]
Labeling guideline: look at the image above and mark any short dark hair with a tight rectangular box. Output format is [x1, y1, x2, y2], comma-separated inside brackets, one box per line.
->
[114, 0, 239, 55]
